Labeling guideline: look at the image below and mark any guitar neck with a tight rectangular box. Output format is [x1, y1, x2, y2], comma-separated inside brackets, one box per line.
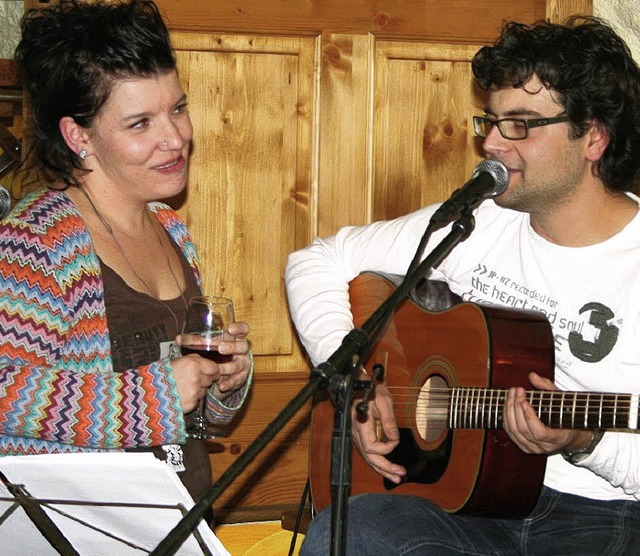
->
[449, 388, 640, 430]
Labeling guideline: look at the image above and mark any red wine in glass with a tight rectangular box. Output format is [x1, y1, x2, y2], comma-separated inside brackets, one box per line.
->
[181, 344, 233, 363]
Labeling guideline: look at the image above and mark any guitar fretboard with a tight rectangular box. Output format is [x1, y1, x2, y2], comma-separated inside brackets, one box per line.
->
[448, 388, 640, 431]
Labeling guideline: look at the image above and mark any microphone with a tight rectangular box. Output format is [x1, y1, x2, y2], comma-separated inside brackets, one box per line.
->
[429, 159, 509, 225]
[0, 185, 11, 220]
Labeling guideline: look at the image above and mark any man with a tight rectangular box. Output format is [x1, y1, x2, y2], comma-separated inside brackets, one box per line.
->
[286, 16, 640, 555]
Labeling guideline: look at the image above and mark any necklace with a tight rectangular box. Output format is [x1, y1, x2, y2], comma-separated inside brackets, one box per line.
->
[78, 186, 189, 332]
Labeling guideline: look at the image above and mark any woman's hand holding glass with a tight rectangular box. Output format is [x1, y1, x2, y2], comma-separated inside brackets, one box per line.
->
[183, 320, 251, 400]
[171, 296, 251, 439]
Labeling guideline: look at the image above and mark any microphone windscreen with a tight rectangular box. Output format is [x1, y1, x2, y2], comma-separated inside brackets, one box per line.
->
[471, 159, 509, 196]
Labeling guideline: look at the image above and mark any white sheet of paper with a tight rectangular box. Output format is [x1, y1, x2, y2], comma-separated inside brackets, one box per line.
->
[0, 452, 230, 556]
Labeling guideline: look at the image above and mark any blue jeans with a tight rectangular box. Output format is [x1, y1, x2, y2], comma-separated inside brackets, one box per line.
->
[300, 487, 640, 555]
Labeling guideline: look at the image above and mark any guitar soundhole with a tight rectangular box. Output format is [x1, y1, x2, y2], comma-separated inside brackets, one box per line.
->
[384, 372, 453, 490]
[415, 375, 448, 444]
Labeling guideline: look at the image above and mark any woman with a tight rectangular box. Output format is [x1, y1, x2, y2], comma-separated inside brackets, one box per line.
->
[0, 0, 252, 508]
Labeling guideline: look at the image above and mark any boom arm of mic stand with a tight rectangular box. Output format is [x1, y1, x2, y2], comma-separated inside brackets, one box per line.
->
[150, 213, 476, 556]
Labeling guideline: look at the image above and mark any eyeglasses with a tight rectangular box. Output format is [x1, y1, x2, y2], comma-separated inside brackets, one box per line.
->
[473, 114, 571, 140]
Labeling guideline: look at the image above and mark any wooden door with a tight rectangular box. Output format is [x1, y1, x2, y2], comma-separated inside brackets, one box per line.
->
[170, 31, 317, 520]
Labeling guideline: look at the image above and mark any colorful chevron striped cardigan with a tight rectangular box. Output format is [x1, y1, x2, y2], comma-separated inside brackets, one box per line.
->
[0, 188, 246, 456]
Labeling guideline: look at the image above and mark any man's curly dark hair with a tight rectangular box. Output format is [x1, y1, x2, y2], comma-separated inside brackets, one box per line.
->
[472, 16, 640, 192]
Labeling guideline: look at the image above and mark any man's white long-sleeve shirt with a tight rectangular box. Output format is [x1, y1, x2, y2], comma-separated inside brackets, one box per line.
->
[286, 198, 640, 501]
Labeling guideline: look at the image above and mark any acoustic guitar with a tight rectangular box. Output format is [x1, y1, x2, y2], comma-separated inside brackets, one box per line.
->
[309, 272, 638, 518]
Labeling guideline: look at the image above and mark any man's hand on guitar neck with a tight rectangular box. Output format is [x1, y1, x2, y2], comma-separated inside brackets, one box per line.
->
[351, 383, 407, 484]
[504, 371, 596, 459]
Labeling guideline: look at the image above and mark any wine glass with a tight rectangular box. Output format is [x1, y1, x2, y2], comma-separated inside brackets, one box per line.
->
[181, 295, 235, 439]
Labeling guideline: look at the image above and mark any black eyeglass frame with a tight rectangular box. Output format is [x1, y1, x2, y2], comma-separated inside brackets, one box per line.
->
[473, 114, 571, 140]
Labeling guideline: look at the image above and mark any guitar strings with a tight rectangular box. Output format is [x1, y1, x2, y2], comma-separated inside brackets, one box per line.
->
[375, 386, 631, 429]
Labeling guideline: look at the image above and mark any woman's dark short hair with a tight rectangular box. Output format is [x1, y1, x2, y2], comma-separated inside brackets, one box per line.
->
[14, 0, 176, 188]
[472, 16, 640, 192]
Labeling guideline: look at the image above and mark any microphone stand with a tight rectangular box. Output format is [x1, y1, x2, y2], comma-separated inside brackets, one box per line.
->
[151, 210, 476, 556]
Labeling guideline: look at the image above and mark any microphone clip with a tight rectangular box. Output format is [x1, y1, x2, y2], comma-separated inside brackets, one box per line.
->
[354, 363, 385, 418]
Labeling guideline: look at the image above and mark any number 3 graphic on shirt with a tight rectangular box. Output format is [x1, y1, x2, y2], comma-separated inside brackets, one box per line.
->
[568, 302, 619, 363]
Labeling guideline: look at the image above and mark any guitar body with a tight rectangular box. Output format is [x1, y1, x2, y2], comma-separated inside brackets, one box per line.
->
[309, 272, 555, 518]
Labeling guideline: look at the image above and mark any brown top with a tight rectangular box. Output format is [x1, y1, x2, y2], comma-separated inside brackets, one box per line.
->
[100, 238, 212, 506]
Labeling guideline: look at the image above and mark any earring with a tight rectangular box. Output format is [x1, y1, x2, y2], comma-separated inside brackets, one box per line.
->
[79, 150, 87, 160]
